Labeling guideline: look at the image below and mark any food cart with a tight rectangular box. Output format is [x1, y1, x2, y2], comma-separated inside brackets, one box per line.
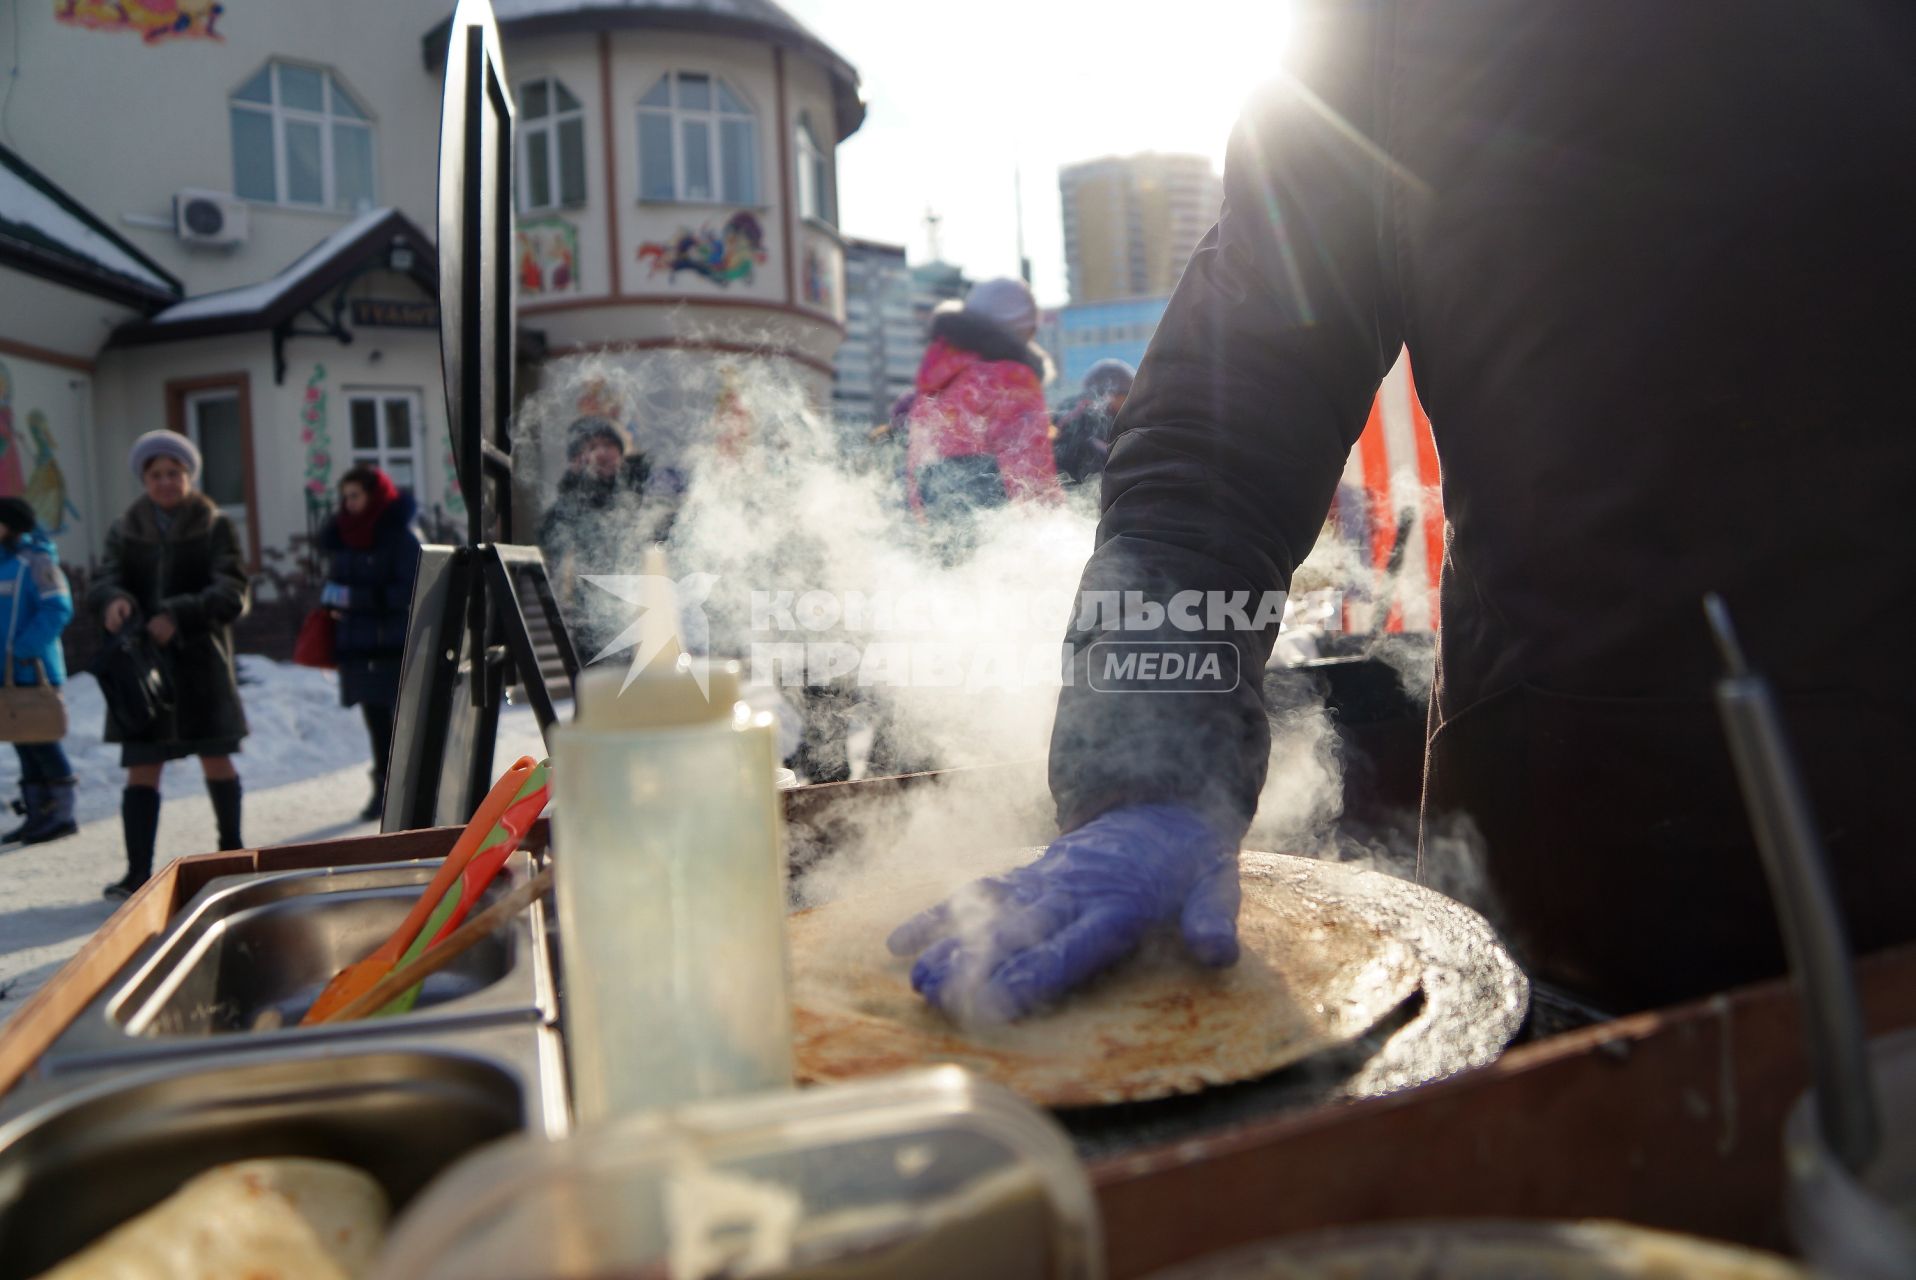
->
[1, 764, 1911, 1275]
[5, 0, 1911, 1272]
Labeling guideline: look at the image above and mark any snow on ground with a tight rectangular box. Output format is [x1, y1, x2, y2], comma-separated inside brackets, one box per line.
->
[0, 656, 549, 1022]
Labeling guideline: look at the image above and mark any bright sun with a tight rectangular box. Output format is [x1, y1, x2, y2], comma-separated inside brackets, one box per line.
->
[1098, 0, 1295, 163]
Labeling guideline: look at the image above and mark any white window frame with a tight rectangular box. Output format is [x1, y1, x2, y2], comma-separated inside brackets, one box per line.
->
[516, 75, 587, 212]
[230, 61, 376, 211]
[636, 71, 758, 205]
[343, 388, 426, 495]
[795, 112, 834, 225]
[182, 389, 248, 531]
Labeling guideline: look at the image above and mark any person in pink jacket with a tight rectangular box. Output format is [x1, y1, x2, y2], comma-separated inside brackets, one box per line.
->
[906, 278, 1060, 542]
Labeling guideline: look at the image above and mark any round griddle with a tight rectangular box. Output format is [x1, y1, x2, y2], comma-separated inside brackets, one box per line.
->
[1061, 852, 1527, 1160]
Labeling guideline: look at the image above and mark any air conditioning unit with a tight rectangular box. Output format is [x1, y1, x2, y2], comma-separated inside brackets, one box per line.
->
[174, 189, 249, 248]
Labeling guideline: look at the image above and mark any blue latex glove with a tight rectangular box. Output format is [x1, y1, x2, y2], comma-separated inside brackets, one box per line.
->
[885, 804, 1240, 1024]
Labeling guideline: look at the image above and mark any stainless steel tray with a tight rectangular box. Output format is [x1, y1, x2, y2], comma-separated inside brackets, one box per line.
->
[32, 857, 555, 1076]
[0, 1022, 564, 1279]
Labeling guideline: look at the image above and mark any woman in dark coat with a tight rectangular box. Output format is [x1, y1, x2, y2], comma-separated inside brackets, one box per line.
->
[319, 464, 421, 821]
[88, 430, 250, 899]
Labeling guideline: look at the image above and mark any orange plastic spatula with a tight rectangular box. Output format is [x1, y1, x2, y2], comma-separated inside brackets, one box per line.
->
[298, 755, 539, 1025]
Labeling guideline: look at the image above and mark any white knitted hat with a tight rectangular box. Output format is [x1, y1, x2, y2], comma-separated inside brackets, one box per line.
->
[128, 429, 202, 482]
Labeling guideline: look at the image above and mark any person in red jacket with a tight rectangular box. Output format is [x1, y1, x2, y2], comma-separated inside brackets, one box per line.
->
[906, 277, 1060, 551]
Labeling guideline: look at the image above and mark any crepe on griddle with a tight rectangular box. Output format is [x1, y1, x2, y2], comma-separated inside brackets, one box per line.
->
[790, 852, 1423, 1107]
[33, 1158, 388, 1280]
[1154, 1220, 1807, 1279]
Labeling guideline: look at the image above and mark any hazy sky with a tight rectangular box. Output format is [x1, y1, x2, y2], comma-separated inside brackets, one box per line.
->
[778, 0, 1294, 306]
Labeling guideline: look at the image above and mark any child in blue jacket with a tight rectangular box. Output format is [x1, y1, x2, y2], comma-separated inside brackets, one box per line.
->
[0, 497, 76, 844]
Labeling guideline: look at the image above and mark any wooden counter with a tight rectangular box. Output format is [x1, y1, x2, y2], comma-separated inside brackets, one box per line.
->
[4, 772, 1903, 1276]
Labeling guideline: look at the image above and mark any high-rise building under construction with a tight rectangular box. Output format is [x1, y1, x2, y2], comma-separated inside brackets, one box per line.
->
[1058, 153, 1223, 304]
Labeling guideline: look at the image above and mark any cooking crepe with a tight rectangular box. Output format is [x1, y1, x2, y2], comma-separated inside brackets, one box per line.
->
[791, 852, 1423, 1107]
[33, 1158, 388, 1280]
[1151, 1220, 1807, 1279]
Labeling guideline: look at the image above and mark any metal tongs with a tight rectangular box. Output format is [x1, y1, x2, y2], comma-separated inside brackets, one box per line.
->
[1706, 594, 1880, 1173]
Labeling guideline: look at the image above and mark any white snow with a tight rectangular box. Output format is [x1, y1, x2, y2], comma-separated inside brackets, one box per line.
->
[146, 207, 397, 324]
[0, 164, 173, 294]
[0, 655, 551, 1022]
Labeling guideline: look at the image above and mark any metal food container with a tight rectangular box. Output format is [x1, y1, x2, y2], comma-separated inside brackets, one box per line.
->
[0, 1025, 565, 1280]
[32, 856, 554, 1077]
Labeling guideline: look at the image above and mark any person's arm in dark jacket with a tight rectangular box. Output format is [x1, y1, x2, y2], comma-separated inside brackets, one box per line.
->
[386, 519, 423, 612]
[348, 519, 422, 615]
[86, 519, 135, 621]
[162, 515, 250, 635]
[1049, 5, 1404, 840]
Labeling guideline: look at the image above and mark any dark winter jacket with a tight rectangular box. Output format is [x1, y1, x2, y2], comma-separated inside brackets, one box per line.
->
[88, 493, 249, 745]
[538, 454, 650, 555]
[320, 492, 422, 708]
[1049, 0, 1916, 1009]
[0, 529, 72, 687]
[1051, 397, 1117, 486]
[538, 453, 652, 655]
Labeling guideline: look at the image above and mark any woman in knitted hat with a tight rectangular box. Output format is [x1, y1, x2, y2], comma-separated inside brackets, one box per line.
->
[318, 464, 422, 822]
[0, 496, 77, 846]
[904, 277, 1061, 551]
[88, 429, 250, 899]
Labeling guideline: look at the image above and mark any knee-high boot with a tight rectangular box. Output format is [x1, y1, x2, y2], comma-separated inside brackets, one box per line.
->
[108, 785, 161, 900]
[206, 776, 243, 852]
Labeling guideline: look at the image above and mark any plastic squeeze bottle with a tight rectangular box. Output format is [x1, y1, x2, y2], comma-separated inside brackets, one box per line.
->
[551, 547, 792, 1125]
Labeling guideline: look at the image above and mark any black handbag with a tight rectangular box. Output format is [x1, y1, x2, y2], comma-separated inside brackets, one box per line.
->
[88, 621, 175, 741]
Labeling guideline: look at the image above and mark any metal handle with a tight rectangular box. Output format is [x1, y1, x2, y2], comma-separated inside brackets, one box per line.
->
[1705, 594, 1879, 1173]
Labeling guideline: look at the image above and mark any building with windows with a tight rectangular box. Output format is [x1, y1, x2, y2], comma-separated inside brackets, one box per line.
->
[0, 0, 860, 589]
[1052, 295, 1169, 401]
[1059, 153, 1220, 305]
[831, 238, 916, 429]
[472, 0, 862, 482]
[1034, 307, 1064, 383]
[908, 259, 968, 336]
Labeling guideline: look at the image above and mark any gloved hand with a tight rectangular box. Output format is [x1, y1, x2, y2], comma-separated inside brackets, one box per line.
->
[885, 803, 1240, 1024]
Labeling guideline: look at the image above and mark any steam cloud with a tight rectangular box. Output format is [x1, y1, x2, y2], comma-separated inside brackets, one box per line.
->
[516, 342, 1489, 926]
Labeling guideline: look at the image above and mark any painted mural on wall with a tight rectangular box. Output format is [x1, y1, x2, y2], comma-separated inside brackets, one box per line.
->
[300, 364, 332, 497]
[57, 0, 224, 44]
[637, 212, 767, 286]
[516, 217, 579, 295]
[575, 375, 633, 429]
[0, 364, 25, 502]
[25, 411, 81, 534]
[802, 248, 834, 310]
[0, 364, 81, 536]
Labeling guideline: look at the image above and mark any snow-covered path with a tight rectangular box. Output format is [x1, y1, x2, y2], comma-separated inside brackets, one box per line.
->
[0, 657, 549, 1020]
